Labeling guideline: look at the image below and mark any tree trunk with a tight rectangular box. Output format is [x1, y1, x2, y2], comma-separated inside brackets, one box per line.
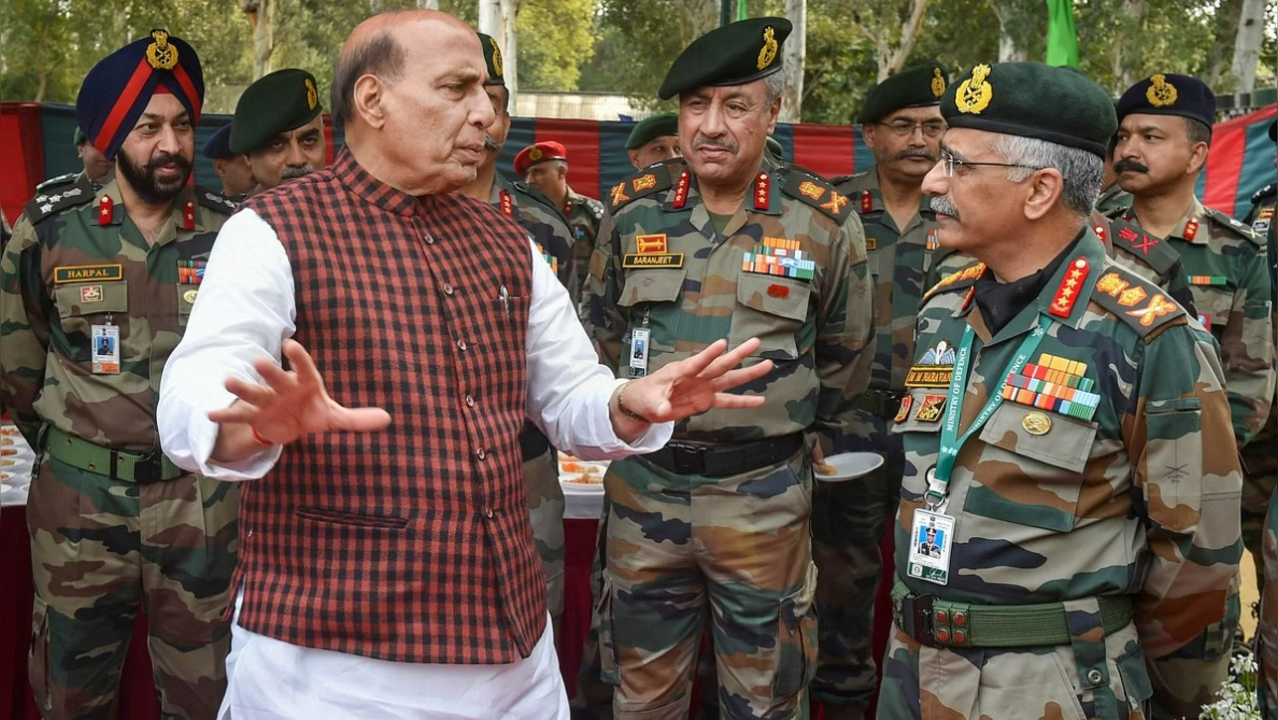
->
[887, 0, 931, 78]
[991, 1, 1029, 62]
[501, 0, 520, 101]
[1204, 0, 1243, 88]
[240, 0, 274, 80]
[779, 0, 806, 122]
[1116, 0, 1143, 89]
[1231, 0, 1264, 93]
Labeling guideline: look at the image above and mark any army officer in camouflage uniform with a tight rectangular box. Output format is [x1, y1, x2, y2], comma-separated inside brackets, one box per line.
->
[589, 17, 872, 720]
[230, 68, 327, 194]
[459, 31, 577, 631]
[880, 62, 1242, 720]
[0, 31, 238, 720]
[811, 63, 947, 720]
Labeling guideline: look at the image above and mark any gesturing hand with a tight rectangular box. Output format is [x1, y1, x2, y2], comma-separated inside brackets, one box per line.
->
[209, 339, 392, 446]
[620, 338, 773, 424]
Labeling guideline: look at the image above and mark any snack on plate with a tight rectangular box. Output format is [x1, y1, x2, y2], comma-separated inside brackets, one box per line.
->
[0, 472, 9, 481]
[0, 427, 20, 436]
[1, 459, 14, 467]
[1, 437, 13, 446]
[817, 463, 837, 476]
[0, 448, 17, 456]
[560, 462, 585, 473]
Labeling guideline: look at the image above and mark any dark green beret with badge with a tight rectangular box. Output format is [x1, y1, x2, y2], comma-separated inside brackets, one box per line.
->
[1117, 73, 1215, 130]
[626, 113, 678, 150]
[479, 32, 505, 86]
[658, 17, 792, 100]
[941, 62, 1116, 158]
[230, 68, 323, 155]
[859, 62, 949, 123]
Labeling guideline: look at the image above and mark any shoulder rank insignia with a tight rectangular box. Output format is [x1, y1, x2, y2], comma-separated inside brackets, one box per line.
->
[922, 261, 986, 303]
[781, 171, 848, 223]
[498, 189, 515, 217]
[1204, 206, 1262, 245]
[1252, 183, 1276, 204]
[23, 181, 95, 225]
[609, 165, 674, 213]
[1048, 257, 1090, 318]
[1110, 217, 1180, 276]
[36, 173, 80, 193]
[1091, 265, 1187, 335]
[195, 186, 238, 214]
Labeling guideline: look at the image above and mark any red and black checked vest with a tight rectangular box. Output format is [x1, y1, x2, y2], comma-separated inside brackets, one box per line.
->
[229, 148, 545, 664]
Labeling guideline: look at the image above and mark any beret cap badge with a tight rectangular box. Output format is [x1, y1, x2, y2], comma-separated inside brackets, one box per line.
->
[1145, 74, 1178, 108]
[528, 147, 543, 162]
[145, 29, 179, 71]
[490, 38, 504, 78]
[756, 27, 779, 72]
[305, 77, 318, 110]
[930, 68, 946, 98]
[955, 63, 993, 114]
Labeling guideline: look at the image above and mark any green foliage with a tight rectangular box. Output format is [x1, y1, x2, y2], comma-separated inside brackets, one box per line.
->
[517, 0, 599, 90]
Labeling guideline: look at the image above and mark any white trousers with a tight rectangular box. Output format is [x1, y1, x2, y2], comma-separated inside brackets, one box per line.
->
[218, 593, 569, 720]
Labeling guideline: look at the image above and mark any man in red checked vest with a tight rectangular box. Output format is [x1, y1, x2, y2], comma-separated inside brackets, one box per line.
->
[0, 30, 238, 720]
[157, 11, 773, 720]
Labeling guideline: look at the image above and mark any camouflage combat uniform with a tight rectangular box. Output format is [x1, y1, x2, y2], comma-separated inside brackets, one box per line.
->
[489, 171, 576, 619]
[799, 169, 940, 714]
[566, 186, 605, 309]
[589, 157, 873, 720]
[0, 179, 239, 720]
[880, 230, 1242, 720]
[1244, 181, 1278, 583]
[1095, 182, 1132, 216]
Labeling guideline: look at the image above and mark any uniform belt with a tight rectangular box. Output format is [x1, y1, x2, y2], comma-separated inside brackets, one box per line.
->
[43, 426, 184, 484]
[642, 433, 804, 477]
[519, 425, 552, 462]
[891, 579, 1134, 649]
[853, 388, 905, 419]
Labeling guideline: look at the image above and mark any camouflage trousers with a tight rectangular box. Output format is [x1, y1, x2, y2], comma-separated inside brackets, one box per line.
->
[1259, 486, 1278, 718]
[878, 606, 1153, 720]
[523, 442, 566, 618]
[1243, 408, 1278, 586]
[811, 417, 902, 718]
[1145, 574, 1239, 719]
[601, 450, 818, 720]
[26, 456, 238, 720]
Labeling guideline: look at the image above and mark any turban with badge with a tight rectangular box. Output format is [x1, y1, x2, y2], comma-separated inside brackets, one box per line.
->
[479, 32, 505, 87]
[940, 62, 1116, 159]
[514, 141, 568, 176]
[1117, 73, 1216, 131]
[625, 113, 678, 150]
[230, 69, 323, 155]
[202, 123, 235, 160]
[76, 29, 204, 162]
[859, 62, 949, 124]
[658, 17, 792, 100]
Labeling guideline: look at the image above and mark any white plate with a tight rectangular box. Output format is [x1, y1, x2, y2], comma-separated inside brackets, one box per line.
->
[559, 478, 605, 495]
[814, 452, 884, 482]
[0, 484, 13, 494]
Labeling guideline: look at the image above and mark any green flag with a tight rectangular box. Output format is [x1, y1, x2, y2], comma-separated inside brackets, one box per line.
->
[1045, 0, 1080, 68]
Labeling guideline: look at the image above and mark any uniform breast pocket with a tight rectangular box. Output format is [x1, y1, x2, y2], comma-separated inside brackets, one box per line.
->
[729, 273, 812, 360]
[53, 282, 129, 340]
[619, 269, 686, 352]
[966, 402, 1098, 532]
[177, 285, 201, 326]
[1191, 286, 1234, 336]
[891, 388, 946, 494]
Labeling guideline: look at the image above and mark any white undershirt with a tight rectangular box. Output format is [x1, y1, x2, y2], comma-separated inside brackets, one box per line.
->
[157, 207, 671, 719]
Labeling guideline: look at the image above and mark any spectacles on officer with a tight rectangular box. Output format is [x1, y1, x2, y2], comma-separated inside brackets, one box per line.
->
[939, 150, 1045, 178]
[875, 120, 947, 138]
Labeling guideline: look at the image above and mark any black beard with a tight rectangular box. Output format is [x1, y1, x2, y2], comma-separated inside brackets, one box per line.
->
[116, 147, 192, 205]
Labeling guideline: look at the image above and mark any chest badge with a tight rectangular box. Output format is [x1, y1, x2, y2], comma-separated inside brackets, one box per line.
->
[1001, 353, 1100, 422]
[1021, 412, 1052, 436]
[905, 340, 955, 388]
[913, 394, 947, 423]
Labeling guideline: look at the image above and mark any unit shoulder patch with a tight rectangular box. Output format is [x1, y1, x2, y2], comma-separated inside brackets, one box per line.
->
[1090, 264, 1188, 336]
[922, 260, 986, 303]
[24, 181, 96, 225]
[195, 186, 238, 215]
[780, 170, 850, 223]
[1108, 216, 1181, 276]
[608, 165, 676, 214]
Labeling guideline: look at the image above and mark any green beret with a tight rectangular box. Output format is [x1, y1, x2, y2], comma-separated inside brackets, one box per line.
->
[74, 127, 87, 147]
[658, 17, 791, 101]
[941, 62, 1116, 158]
[1117, 73, 1215, 130]
[479, 32, 505, 86]
[626, 113, 678, 150]
[859, 62, 949, 124]
[230, 68, 323, 155]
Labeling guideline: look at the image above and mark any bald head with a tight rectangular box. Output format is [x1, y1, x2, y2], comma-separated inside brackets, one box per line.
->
[332, 10, 495, 195]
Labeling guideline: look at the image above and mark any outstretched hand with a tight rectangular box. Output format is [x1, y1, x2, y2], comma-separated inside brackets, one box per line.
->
[619, 338, 772, 425]
[209, 339, 391, 447]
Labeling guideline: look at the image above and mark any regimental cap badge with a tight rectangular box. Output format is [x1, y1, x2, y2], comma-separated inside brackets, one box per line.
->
[955, 64, 993, 114]
[1145, 74, 1177, 108]
[931, 67, 946, 98]
[757, 26, 779, 71]
[490, 38, 504, 78]
[145, 28, 179, 71]
[305, 77, 318, 110]
[529, 147, 543, 162]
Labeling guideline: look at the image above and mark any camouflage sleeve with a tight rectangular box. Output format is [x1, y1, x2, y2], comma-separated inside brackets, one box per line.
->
[588, 209, 624, 375]
[1261, 488, 1278, 718]
[0, 216, 52, 446]
[1129, 322, 1242, 660]
[813, 215, 874, 441]
[1221, 244, 1275, 447]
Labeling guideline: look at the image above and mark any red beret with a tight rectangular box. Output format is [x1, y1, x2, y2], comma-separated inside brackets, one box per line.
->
[513, 141, 567, 176]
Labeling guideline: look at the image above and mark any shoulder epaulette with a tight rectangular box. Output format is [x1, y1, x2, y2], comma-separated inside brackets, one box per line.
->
[195, 186, 238, 214]
[829, 174, 856, 185]
[607, 164, 675, 213]
[1108, 216, 1182, 276]
[511, 181, 564, 218]
[1101, 205, 1129, 221]
[921, 260, 986, 303]
[23, 181, 95, 225]
[1252, 183, 1276, 205]
[1203, 206, 1262, 246]
[1090, 263, 1188, 336]
[780, 169, 852, 224]
[36, 173, 80, 193]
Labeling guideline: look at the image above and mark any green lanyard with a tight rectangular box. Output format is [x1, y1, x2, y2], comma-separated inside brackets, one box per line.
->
[925, 314, 1052, 509]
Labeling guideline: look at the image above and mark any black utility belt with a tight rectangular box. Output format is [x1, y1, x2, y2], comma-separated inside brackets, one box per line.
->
[642, 433, 804, 477]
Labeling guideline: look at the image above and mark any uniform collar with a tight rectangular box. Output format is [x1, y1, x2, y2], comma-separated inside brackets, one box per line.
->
[852, 167, 931, 235]
[1126, 196, 1208, 246]
[93, 178, 201, 246]
[665, 156, 780, 235]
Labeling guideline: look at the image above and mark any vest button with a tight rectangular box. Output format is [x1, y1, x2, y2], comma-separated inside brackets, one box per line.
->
[484, 507, 494, 519]
[465, 394, 475, 407]
[443, 282, 454, 295]
[424, 233, 435, 244]
[457, 339, 468, 351]
[476, 448, 486, 459]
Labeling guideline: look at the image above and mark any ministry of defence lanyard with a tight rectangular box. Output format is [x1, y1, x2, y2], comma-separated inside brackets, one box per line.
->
[924, 314, 1052, 509]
